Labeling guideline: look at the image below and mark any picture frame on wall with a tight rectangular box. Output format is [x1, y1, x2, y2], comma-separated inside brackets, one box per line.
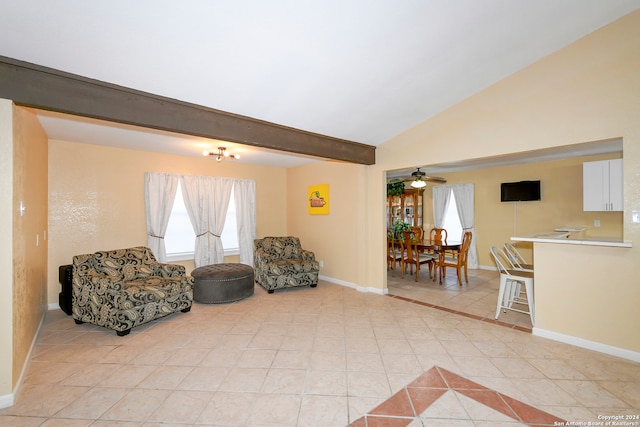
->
[308, 184, 329, 214]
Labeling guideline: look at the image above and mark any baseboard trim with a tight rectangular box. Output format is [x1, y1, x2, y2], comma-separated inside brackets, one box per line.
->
[48, 302, 60, 311]
[318, 275, 388, 295]
[0, 393, 14, 409]
[533, 327, 640, 362]
[1, 308, 48, 409]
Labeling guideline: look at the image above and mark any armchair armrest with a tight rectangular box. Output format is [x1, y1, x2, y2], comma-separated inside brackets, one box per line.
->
[74, 271, 124, 296]
[255, 248, 277, 264]
[153, 262, 187, 278]
[301, 249, 316, 261]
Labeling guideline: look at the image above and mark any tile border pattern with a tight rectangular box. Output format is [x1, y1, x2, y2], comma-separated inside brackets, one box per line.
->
[387, 294, 532, 333]
[349, 365, 565, 426]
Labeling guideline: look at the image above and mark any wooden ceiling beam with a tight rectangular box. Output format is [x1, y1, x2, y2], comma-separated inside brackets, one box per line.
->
[0, 55, 375, 165]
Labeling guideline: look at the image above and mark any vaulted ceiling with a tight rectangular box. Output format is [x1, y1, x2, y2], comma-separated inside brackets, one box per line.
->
[0, 1, 637, 167]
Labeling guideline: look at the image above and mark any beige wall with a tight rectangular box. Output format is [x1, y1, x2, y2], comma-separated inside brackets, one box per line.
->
[0, 102, 49, 399]
[287, 161, 367, 288]
[12, 106, 48, 388]
[364, 10, 640, 353]
[47, 139, 289, 304]
[0, 100, 14, 398]
[422, 153, 623, 267]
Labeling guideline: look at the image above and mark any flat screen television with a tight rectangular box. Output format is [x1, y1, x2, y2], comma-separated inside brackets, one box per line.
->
[500, 180, 541, 202]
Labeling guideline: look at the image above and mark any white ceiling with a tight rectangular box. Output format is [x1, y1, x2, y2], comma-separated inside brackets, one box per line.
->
[1, 1, 637, 168]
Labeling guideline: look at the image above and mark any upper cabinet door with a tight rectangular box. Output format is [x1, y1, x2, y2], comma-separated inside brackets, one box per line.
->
[583, 159, 623, 211]
[583, 160, 607, 211]
[608, 158, 624, 211]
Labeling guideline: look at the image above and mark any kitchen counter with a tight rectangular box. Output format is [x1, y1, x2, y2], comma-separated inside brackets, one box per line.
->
[511, 232, 632, 248]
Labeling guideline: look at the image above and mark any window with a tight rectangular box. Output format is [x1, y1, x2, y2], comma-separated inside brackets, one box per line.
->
[220, 190, 238, 251]
[165, 182, 238, 261]
[442, 190, 463, 242]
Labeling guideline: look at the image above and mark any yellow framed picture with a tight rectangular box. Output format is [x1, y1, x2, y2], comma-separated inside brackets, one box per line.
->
[308, 184, 329, 214]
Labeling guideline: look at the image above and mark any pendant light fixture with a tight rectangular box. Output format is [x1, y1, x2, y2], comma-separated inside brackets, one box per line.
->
[203, 147, 240, 162]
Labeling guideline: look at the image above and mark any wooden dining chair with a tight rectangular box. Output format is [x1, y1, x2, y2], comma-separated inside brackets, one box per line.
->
[440, 231, 472, 285]
[429, 228, 448, 245]
[400, 230, 437, 282]
[410, 226, 424, 242]
[387, 231, 403, 276]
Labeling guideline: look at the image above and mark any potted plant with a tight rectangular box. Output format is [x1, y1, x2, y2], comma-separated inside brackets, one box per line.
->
[387, 181, 405, 198]
[390, 220, 411, 239]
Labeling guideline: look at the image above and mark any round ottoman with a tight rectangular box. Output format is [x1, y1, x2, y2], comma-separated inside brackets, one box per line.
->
[192, 263, 255, 304]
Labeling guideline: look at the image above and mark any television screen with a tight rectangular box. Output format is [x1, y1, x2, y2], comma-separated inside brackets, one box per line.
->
[500, 180, 541, 202]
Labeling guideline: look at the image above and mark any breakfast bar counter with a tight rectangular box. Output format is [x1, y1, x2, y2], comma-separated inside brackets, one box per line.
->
[507, 231, 637, 362]
[511, 232, 632, 248]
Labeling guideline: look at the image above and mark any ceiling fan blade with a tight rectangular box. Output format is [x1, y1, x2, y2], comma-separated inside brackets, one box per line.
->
[425, 176, 447, 183]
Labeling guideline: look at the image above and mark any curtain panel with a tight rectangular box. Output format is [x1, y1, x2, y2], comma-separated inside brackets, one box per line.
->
[432, 183, 478, 269]
[451, 184, 478, 269]
[180, 175, 209, 267]
[234, 180, 257, 265]
[144, 172, 179, 262]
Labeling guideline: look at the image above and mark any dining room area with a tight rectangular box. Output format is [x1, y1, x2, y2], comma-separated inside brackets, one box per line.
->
[385, 171, 536, 333]
[385, 222, 534, 333]
[386, 260, 534, 332]
[385, 144, 628, 338]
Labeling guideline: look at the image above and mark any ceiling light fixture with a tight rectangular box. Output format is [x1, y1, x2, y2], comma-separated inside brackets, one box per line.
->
[203, 147, 240, 162]
[410, 167, 427, 188]
[411, 179, 427, 189]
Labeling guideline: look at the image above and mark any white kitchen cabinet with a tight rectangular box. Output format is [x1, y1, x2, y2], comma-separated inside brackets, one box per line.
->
[583, 159, 623, 211]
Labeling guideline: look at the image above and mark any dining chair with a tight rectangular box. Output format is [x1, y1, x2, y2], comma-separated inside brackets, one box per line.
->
[410, 226, 424, 242]
[400, 230, 437, 282]
[429, 227, 453, 260]
[387, 231, 403, 276]
[490, 246, 535, 325]
[504, 242, 534, 271]
[429, 228, 448, 245]
[440, 231, 472, 285]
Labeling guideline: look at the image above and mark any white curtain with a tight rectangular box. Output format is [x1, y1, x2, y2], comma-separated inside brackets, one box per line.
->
[234, 179, 257, 266]
[452, 184, 478, 268]
[146, 172, 255, 266]
[144, 172, 179, 262]
[208, 177, 234, 264]
[180, 175, 209, 267]
[432, 186, 451, 228]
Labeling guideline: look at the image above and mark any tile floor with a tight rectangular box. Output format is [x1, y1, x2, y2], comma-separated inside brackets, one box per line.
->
[1, 275, 639, 426]
[387, 265, 534, 331]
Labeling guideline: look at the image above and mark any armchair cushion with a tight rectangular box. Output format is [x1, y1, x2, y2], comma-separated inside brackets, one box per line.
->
[255, 236, 302, 260]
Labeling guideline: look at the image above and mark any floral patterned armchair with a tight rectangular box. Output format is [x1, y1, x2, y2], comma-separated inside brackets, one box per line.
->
[254, 236, 319, 293]
[72, 246, 194, 336]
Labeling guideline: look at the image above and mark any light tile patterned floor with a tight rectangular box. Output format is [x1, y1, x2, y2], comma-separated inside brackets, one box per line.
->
[1, 276, 638, 426]
[387, 265, 534, 331]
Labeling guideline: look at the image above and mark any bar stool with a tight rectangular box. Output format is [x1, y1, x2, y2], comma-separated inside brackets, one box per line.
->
[504, 242, 534, 271]
[490, 247, 535, 325]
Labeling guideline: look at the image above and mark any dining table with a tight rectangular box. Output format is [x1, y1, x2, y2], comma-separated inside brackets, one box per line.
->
[416, 239, 462, 284]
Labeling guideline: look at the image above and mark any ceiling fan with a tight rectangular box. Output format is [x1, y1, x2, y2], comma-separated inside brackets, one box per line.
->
[390, 167, 447, 188]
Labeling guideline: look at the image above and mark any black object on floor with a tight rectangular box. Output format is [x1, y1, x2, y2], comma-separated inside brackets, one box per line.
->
[58, 264, 73, 315]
